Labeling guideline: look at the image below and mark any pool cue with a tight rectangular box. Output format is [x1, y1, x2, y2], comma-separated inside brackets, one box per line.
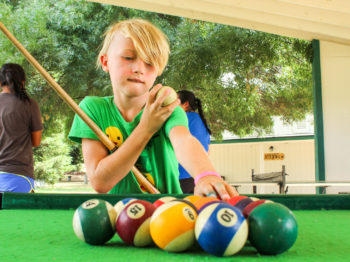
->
[0, 21, 160, 194]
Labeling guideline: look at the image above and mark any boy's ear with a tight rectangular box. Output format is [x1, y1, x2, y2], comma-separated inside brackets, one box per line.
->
[100, 55, 109, 72]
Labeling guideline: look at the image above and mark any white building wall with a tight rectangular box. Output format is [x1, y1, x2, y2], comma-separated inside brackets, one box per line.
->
[320, 41, 350, 193]
[209, 139, 315, 194]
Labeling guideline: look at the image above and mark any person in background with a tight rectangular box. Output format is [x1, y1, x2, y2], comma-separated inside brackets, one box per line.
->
[0, 63, 43, 193]
[69, 18, 238, 199]
[177, 90, 211, 193]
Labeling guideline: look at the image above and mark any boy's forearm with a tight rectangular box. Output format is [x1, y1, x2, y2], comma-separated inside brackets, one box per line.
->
[93, 125, 154, 192]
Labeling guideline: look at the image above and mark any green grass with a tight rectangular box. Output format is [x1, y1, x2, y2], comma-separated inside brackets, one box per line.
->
[35, 181, 96, 193]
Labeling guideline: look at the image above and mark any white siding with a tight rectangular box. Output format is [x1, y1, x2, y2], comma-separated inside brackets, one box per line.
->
[209, 139, 316, 194]
[320, 40, 350, 194]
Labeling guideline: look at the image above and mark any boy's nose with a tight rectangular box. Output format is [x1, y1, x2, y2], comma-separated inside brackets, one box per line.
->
[132, 58, 146, 74]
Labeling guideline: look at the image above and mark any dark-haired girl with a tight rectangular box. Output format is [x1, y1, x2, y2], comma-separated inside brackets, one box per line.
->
[0, 63, 43, 192]
[177, 90, 211, 193]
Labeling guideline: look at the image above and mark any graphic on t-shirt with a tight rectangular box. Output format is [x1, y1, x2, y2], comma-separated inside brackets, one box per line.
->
[105, 126, 123, 147]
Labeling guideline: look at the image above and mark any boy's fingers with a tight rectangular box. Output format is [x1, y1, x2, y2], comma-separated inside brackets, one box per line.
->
[149, 84, 163, 102]
[212, 182, 230, 200]
[194, 182, 216, 198]
[225, 182, 239, 197]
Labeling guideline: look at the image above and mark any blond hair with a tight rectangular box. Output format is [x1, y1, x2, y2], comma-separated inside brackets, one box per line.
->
[96, 18, 170, 75]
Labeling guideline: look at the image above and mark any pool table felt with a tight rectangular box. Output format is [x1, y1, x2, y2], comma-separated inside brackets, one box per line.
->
[0, 209, 349, 262]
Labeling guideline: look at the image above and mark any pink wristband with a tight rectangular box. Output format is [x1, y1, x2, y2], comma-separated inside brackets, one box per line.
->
[194, 171, 221, 185]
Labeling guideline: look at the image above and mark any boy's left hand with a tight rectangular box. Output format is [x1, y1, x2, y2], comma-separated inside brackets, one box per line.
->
[194, 175, 239, 201]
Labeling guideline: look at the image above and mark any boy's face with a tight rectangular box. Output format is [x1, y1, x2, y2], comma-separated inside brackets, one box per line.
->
[100, 32, 158, 98]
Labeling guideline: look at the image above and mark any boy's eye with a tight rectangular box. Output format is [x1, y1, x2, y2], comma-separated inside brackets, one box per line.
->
[123, 56, 134, 60]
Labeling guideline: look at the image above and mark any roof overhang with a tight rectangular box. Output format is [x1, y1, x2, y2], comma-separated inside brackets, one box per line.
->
[88, 0, 350, 46]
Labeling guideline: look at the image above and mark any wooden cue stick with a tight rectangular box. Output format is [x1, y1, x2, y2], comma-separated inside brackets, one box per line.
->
[0, 21, 160, 194]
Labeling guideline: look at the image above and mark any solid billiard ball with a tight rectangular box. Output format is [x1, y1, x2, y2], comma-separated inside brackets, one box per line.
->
[156, 86, 177, 106]
[226, 195, 248, 206]
[183, 195, 202, 204]
[73, 199, 117, 245]
[193, 196, 218, 211]
[116, 200, 156, 247]
[195, 202, 248, 256]
[234, 197, 255, 212]
[150, 200, 197, 252]
[248, 202, 298, 255]
[153, 196, 177, 208]
[242, 199, 273, 218]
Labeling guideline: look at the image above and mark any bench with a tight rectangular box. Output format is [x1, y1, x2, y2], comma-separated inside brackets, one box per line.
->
[229, 165, 287, 194]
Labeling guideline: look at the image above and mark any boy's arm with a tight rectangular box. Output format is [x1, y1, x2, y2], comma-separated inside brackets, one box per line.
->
[82, 124, 153, 193]
[169, 125, 238, 200]
[82, 84, 180, 193]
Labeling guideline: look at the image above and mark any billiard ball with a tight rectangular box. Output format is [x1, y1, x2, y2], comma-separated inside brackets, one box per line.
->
[116, 200, 156, 247]
[73, 199, 117, 245]
[242, 199, 273, 218]
[114, 198, 137, 220]
[233, 197, 255, 212]
[156, 86, 177, 106]
[248, 202, 298, 255]
[150, 200, 197, 252]
[195, 202, 248, 256]
[153, 196, 177, 208]
[183, 195, 202, 204]
[226, 195, 248, 206]
[193, 196, 218, 211]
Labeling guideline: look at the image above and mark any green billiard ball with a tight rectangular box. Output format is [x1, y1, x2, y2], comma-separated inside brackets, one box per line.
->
[248, 202, 298, 255]
[73, 199, 117, 245]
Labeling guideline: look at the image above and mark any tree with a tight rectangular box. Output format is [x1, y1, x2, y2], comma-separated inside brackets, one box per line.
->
[162, 20, 313, 138]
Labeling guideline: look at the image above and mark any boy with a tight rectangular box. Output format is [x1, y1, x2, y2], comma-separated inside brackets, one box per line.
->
[69, 19, 237, 199]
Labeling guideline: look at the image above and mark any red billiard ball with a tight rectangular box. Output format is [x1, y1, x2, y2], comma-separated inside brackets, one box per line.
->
[114, 198, 137, 220]
[226, 195, 248, 206]
[116, 200, 156, 247]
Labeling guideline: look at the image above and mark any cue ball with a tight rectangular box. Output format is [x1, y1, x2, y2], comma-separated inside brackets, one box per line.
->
[195, 202, 248, 256]
[116, 200, 156, 247]
[73, 199, 117, 245]
[248, 202, 298, 255]
[156, 86, 177, 106]
[150, 200, 197, 252]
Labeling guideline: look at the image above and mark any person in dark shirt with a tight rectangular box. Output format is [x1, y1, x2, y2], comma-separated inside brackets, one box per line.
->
[0, 63, 43, 192]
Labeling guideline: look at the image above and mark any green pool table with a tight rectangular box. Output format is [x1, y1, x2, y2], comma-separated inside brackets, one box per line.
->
[1, 192, 350, 262]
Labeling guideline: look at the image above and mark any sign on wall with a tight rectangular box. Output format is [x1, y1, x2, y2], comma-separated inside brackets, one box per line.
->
[264, 153, 285, 160]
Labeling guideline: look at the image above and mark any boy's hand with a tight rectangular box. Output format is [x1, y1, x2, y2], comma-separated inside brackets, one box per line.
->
[194, 175, 239, 201]
[139, 84, 180, 135]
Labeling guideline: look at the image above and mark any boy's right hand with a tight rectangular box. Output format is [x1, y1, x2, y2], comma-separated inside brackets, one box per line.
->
[139, 84, 180, 135]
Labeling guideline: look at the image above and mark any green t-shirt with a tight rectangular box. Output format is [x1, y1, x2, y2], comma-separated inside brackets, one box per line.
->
[68, 96, 188, 194]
